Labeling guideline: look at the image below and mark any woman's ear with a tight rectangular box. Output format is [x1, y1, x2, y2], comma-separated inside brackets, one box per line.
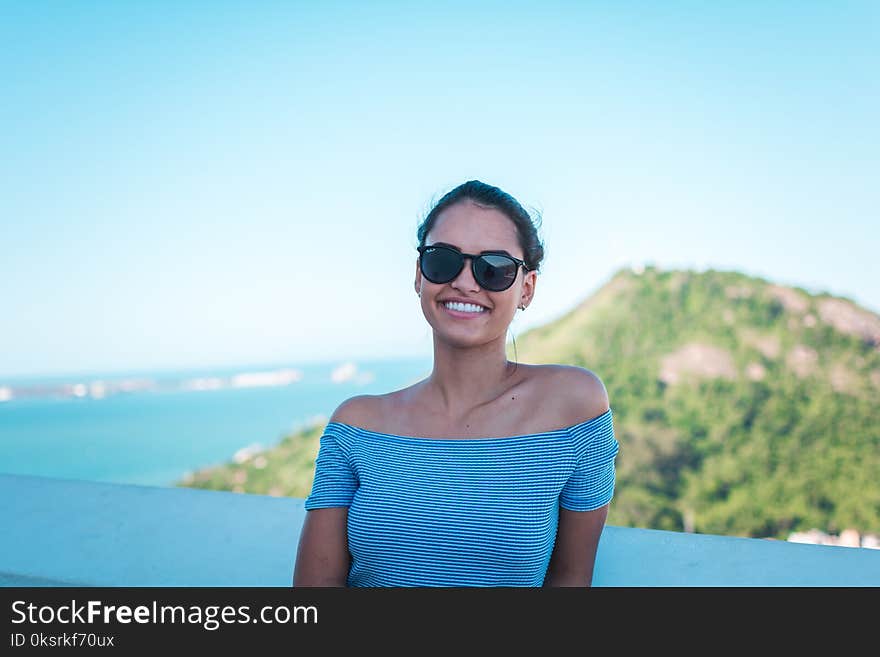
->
[521, 270, 537, 307]
[414, 258, 422, 296]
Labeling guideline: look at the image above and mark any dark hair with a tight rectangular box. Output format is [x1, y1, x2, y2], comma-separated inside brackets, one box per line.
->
[416, 180, 545, 273]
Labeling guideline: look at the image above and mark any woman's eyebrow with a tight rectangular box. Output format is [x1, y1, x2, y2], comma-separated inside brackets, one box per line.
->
[431, 241, 513, 256]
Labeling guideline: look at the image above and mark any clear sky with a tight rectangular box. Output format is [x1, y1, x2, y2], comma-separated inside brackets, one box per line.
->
[2, 1, 878, 380]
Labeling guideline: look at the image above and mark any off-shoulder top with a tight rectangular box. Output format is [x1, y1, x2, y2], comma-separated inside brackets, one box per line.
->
[303, 407, 619, 587]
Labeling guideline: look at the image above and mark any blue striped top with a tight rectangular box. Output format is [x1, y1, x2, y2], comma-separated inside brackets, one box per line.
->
[304, 407, 619, 587]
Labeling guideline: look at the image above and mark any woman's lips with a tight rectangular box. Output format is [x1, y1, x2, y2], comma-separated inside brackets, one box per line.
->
[440, 303, 490, 319]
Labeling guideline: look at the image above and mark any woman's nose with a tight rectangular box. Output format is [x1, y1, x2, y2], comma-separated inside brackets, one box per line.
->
[450, 256, 479, 290]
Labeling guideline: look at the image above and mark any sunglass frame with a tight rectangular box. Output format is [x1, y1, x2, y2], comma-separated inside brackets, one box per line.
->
[416, 244, 530, 292]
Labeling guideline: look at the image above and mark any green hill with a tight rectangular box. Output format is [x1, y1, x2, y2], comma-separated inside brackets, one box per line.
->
[179, 265, 880, 539]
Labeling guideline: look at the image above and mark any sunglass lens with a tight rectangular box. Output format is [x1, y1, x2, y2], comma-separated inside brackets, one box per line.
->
[474, 254, 518, 291]
[421, 247, 462, 283]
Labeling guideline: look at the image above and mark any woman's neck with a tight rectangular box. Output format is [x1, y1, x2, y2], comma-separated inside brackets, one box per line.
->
[423, 341, 518, 419]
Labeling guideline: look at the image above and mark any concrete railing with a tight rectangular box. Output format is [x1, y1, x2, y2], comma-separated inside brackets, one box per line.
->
[1, 473, 878, 587]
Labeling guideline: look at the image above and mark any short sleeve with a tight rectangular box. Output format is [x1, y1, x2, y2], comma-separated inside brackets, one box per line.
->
[304, 426, 358, 510]
[559, 409, 619, 511]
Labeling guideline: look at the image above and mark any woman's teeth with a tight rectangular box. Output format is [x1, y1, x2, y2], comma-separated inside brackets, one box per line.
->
[443, 301, 487, 313]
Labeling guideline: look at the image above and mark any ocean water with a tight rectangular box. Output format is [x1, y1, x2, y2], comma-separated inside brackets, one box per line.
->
[0, 356, 433, 487]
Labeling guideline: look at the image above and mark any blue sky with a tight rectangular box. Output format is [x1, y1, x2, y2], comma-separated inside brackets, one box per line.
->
[2, 1, 878, 379]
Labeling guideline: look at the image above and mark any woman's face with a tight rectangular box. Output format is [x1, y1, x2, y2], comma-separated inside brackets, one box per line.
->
[414, 200, 536, 348]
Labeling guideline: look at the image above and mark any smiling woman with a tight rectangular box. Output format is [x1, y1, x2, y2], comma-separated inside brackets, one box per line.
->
[293, 180, 619, 587]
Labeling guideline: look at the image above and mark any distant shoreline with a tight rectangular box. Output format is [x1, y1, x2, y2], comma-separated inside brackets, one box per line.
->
[0, 355, 432, 404]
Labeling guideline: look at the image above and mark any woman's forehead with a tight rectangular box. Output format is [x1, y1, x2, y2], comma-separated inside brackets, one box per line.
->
[427, 203, 521, 255]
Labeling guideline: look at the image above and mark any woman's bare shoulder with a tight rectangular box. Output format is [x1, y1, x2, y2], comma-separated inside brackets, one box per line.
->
[327, 379, 426, 433]
[328, 388, 412, 427]
[328, 394, 383, 427]
[537, 364, 610, 424]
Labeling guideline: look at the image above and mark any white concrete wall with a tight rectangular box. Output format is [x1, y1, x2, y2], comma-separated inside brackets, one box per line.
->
[1, 473, 878, 586]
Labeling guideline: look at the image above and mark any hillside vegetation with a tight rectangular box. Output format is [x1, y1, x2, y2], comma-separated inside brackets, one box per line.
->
[180, 265, 880, 539]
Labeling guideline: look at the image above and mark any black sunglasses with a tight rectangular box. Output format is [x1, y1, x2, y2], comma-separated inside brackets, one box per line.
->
[417, 244, 530, 292]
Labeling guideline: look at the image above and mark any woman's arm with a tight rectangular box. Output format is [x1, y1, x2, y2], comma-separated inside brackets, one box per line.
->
[543, 504, 609, 587]
[292, 507, 351, 586]
[544, 366, 615, 587]
[292, 396, 372, 587]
